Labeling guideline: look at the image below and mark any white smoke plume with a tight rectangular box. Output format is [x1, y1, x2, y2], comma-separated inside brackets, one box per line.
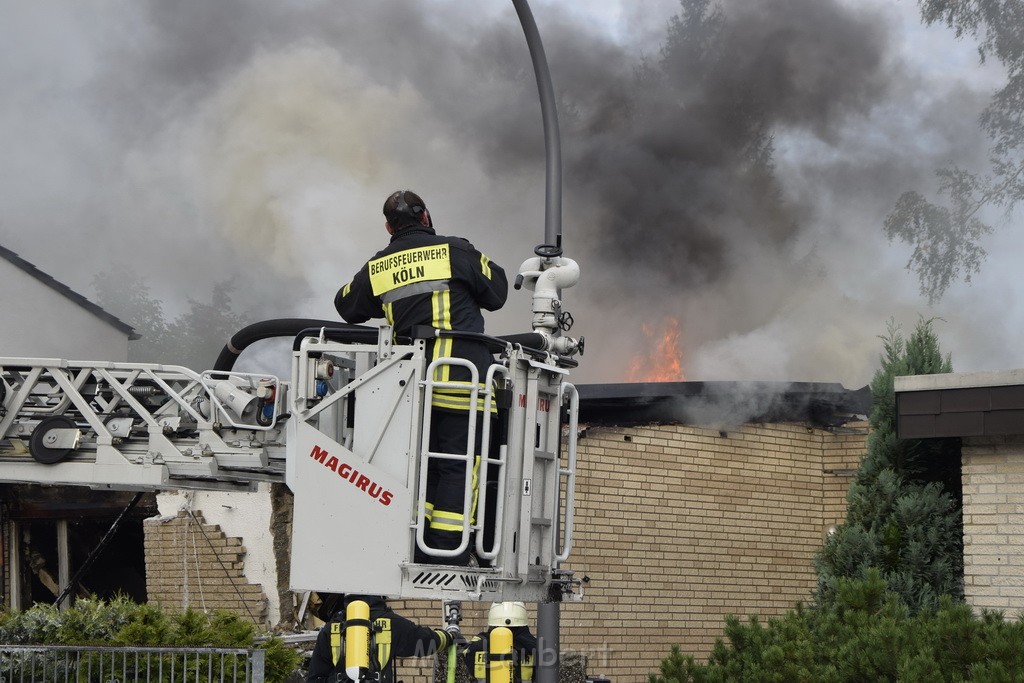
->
[0, 0, 1013, 386]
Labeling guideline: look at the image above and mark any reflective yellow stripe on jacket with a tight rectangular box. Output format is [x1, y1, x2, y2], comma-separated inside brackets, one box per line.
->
[472, 644, 533, 682]
[522, 653, 534, 681]
[374, 617, 391, 671]
[330, 623, 342, 665]
[430, 290, 453, 383]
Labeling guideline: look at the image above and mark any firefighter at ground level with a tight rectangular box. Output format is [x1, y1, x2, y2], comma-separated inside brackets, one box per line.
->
[307, 595, 456, 683]
[335, 190, 508, 565]
[463, 602, 537, 682]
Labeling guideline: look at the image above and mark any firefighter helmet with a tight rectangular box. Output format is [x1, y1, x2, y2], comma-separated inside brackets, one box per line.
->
[488, 601, 528, 627]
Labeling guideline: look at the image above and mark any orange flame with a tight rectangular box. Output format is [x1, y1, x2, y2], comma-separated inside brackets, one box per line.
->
[627, 318, 686, 382]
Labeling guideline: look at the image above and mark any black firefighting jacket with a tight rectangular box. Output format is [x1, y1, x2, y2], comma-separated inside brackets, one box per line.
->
[335, 225, 508, 412]
[463, 626, 537, 682]
[306, 598, 452, 683]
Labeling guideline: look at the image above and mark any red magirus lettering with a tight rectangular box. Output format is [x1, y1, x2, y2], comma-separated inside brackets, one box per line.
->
[308, 444, 394, 506]
[516, 395, 551, 412]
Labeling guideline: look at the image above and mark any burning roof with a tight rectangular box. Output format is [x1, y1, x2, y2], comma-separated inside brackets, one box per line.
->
[577, 381, 871, 429]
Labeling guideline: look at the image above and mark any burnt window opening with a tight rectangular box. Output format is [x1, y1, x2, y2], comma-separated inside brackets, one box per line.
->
[3, 485, 156, 609]
[20, 518, 148, 606]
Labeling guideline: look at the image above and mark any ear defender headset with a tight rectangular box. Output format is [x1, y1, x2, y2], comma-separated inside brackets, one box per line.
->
[390, 191, 432, 228]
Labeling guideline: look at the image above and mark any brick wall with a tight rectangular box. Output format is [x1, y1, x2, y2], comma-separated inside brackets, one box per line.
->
[139, 421, 865, 682]
[822, 422, 868, 528]
[387, 420, 867, 683]
[143, 510, 268, 624]
[962, 436, 1024, 618]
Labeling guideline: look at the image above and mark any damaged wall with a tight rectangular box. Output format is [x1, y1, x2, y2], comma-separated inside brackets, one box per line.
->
[144, 508, 268, 624]
[138, 416, 866, 681]
[148, 483, 294, 626]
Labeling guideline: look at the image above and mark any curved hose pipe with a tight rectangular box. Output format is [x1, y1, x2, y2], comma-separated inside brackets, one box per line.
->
[447, 642, 457, 683]
[212, 318, 357, 372]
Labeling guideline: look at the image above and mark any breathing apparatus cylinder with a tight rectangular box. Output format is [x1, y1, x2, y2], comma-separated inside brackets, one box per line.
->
[488, 626, 514, 683]
[344, 600, 371, 680]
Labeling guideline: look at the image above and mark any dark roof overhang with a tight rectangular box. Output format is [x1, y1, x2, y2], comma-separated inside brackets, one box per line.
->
[895, 370, 1024, 439]
[577, 381, 871, 428]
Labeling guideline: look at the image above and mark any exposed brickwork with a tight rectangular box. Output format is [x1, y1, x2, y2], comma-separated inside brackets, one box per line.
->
[962, 436, 1024, 619]
[140, 421, 865, 682]
[821, 422, 869, 529]
[387, 420, 867, 683]
[143, 510, 267, 624]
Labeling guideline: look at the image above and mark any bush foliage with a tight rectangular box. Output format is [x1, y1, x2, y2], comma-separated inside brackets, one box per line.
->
[816, 318, 963, 614]
[0, 596, 301, 683]
[651, 318, 977, 680]
[649, 571, 1024, 683]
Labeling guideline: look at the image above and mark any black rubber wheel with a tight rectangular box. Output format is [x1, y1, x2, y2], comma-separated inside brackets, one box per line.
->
[29, 415, 78, 464]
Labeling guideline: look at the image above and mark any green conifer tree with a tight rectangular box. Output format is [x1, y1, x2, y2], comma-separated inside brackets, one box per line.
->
[815, 319, 963, 613]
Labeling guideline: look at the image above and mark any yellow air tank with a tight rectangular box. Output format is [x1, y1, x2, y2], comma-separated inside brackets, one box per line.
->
[345, 600, 370, 680]
[488, 626, 513, 683]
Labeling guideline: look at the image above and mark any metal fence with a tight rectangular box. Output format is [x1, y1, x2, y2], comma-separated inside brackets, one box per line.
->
[0, 646, 265, 683]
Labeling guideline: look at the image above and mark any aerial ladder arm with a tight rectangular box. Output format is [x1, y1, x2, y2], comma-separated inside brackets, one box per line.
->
[0, 0, 584, 618]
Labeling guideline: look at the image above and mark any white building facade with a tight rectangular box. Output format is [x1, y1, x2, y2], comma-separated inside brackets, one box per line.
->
[0, 245, 136, 360]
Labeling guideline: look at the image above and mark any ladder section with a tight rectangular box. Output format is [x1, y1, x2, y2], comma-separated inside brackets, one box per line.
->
[0, 358, 286, 490]
[556, 382, 579, 563]
[506, 358, 570, 580]
[414, 360, 510, 563]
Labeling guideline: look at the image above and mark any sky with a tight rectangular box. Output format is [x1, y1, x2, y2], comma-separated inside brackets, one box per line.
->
[0, 0, 1016, 388]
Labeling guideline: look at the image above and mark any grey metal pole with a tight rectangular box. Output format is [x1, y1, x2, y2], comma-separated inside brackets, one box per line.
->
[511, 0, 562, 250]
[512, 3, 563, 681]
[537, 600, 561, 683]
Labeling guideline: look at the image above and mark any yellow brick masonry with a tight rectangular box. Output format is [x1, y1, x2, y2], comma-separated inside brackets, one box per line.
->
[143, 510, 268, 624]
[387, 420, 867, 683]
[961, 436, 1024, 619]
[139, 421, 866, 682]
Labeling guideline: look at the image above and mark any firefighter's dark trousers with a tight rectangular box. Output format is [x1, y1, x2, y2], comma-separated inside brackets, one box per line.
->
[419, 409, 487, 566]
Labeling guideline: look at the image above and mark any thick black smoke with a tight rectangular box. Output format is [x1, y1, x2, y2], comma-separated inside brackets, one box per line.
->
[0, 0, 1000, 383]
[555, 0, 893, 285]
